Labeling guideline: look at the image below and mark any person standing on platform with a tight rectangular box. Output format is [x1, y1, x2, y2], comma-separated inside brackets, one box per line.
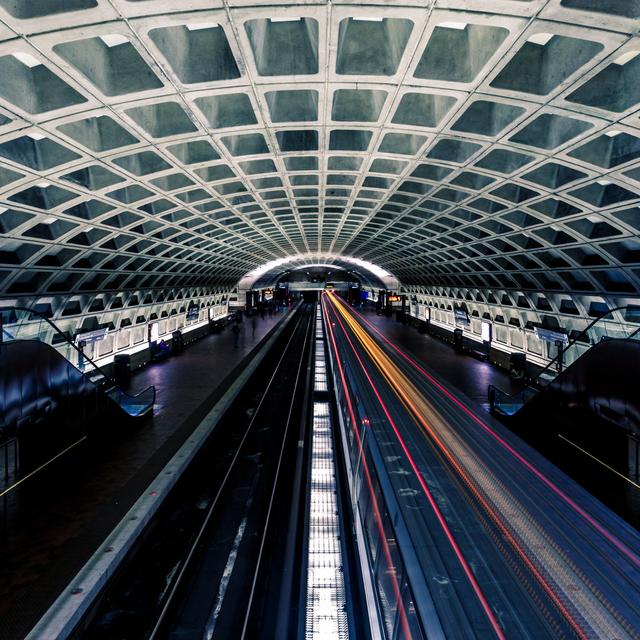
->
[251, 314, 257, 339]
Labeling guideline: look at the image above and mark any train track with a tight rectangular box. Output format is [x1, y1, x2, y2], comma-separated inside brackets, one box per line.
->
[76, 304, 315, 639]
[323, 292, 640, 640]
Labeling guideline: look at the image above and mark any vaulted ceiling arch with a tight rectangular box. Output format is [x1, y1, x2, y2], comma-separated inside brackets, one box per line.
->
[0, 0, 638, 317]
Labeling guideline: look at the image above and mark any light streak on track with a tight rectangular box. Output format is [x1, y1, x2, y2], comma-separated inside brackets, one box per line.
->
[323, 292, 639, 640]
[324, 305, 413, 640]
[341, 296, 640, 571]
[324, 296, 506, 640]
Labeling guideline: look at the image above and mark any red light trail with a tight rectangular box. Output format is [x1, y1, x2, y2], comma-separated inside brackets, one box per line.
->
[323, 292, 637, 640]
[323, 298, 413, 640]
[324, 295, 507, 640]
[337, 295, 640, 571]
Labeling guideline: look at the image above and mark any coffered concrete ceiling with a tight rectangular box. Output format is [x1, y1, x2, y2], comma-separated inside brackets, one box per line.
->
[0, 0, 639, 306]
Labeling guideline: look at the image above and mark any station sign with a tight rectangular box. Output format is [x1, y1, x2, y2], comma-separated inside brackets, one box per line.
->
[454, 306, 470, 326]
[481, 320, 492, 343]
[75, 327, 109, 345]
[534, 326, 569, 345]
[387, 295, 402, 302]
[186, 304, 199, 321]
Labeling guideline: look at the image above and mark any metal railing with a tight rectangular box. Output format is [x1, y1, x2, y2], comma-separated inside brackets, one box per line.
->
[488, 306, 640, 417]
[0, 306, 155, 418]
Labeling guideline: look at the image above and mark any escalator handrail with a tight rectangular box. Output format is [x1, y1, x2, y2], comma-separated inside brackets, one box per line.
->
[0, 306, 155, 407]
[489, 305, 639, 408]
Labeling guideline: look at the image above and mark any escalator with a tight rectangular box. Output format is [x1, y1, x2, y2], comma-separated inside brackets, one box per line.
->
[0, 306, 155, 442]
[487, 307, 640, 526]
[488, 305, 640, 425]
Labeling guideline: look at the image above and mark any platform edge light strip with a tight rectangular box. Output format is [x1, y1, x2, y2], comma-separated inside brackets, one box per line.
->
[305, 306, 349, 640]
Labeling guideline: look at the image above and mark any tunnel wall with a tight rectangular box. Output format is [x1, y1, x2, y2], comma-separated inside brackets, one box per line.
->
[402, 285, 640, 369]
[0, 286, 232, 369]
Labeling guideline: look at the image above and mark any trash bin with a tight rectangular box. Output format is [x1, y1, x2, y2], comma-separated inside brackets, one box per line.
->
[113, 353, 132, 388]
[509, 352, 526, 380]
[172, 330, 185, 354]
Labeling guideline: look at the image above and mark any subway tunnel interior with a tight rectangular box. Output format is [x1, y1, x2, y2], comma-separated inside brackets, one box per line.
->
[1, 1, 640, 640]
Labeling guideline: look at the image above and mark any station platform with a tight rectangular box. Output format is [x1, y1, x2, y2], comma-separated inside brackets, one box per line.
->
[2, 302, 636, 639]
[357, 307, 520, 408]
[0, 310, 288, 640]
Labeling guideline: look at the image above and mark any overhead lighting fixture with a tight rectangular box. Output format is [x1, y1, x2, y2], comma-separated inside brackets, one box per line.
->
[100, 34, 129, 48]
[26, 132, 46, 141]
[527, 32, 554, 46]
[42, 216, 57, 225]
[186, 22, 218, 31]
[613, 50, 640, 66]
[270, 16, 298, 23]
[36, 181, 51, 188]
[12, 52, 41, 68]
[597, 179, 612, 186]
[354, 16, 384, 22]
[439, 21, 467, 30]
[605, 130, 623, 137]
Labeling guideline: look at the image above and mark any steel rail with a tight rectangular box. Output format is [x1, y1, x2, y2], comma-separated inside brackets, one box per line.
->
[147, 309, 307, 639]
[239, 304, 315, 639]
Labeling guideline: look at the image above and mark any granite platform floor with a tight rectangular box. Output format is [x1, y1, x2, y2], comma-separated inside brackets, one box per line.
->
[359, 307, 520, 408]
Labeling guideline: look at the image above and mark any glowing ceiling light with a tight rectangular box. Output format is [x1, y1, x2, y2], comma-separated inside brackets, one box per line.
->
[527, 32, 554, 46]
[239, 253, 399, 289]
[100, 34, 129, 48]
[12, 52, 41, 68]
